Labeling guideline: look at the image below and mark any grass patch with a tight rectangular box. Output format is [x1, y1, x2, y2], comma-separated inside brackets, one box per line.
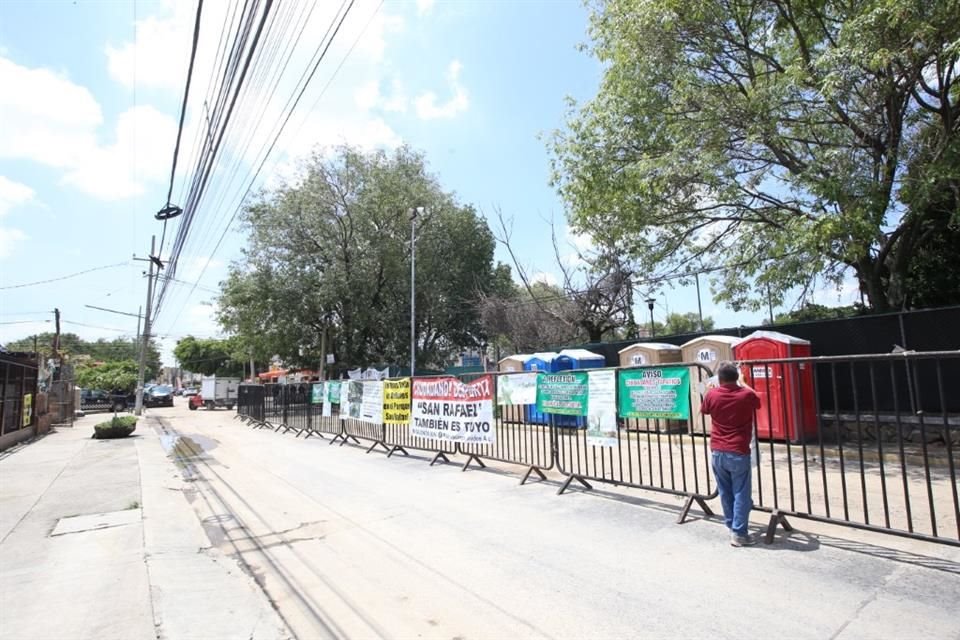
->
[93, 415, 138, 439]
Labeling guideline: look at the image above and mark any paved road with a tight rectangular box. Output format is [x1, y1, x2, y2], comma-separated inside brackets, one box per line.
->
[3, 403, 959, 639]
[154, 404, 960, 639]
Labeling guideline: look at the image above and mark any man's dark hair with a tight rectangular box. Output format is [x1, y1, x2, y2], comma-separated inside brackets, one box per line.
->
[717, 362, 739, 384]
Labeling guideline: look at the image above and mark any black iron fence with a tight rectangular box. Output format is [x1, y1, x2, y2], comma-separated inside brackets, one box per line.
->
[235, 351, 960, 547]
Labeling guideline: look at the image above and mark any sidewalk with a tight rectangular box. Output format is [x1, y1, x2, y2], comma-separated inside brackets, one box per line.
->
[0, 413, 289, 640]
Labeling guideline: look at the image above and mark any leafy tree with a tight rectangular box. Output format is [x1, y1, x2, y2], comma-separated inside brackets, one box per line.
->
[75, 360, 139, 393]
[173, 336, 242, 376]
[4, 332, 161, 379]
[663, 312, 716, 335]
[218, 145, 510, 369]
[550, 0, 960, 313]
[772, 303, 865, 324]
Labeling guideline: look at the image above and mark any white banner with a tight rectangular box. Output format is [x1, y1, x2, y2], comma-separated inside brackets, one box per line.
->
[411, 376, 495, 444]
[586, 369, 617, 448]
[496, 372, 538, 405]
[359, 381, 384, 424]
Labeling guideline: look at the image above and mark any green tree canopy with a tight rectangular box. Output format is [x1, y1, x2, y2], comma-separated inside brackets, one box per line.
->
[218, 145, 512, 369]
[75, 360, 139, 393]
[173, 336, 243, 376]
[550, 0, 960, 313]
[663, 312, 716, 335]
[4, 332, 161, 380]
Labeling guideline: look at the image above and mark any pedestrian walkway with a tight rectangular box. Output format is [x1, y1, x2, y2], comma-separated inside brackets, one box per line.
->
[0, 412, 288, 640]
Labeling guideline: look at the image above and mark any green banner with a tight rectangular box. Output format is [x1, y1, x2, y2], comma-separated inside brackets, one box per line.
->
[536, 371, 589, 416]
[326, 381, 341, 403]
[618, 367, 690, 419]
[311, 383, 324, 404]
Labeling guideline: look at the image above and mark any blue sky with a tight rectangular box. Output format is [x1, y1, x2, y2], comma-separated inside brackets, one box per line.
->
[0, 0, 851, 364]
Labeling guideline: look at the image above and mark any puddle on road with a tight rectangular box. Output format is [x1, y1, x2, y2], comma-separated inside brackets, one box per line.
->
[159, 434, 209, 482]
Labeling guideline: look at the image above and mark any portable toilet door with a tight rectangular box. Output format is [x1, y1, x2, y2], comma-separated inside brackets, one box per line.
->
[733, 330, 817, 442]
[499, 355, 531, 424]
[681, 335, 742, 435]
[618, 343, 683, 432]
[552, 349, 606, 427]
[524, 352, 558, 425]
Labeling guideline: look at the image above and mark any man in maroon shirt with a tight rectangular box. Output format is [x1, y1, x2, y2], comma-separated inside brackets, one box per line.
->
[701, 362, 761, 546]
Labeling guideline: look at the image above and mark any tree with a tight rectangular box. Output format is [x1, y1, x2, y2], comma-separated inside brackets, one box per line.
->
[218, 145, 510, 369]
[479, 280, 586, 353]
[4, 332, 161, 379]
[173, 336, 242, 376]
[488, 209, 638, 344]
[772, 302, 864, 324]
[549, 0, 960, 313]
[75, 360, 139, 393]
[663, 312, 716, 335]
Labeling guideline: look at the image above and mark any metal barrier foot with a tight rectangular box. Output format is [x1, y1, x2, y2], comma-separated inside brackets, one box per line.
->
[462, 454, 486, 472]
[387, 445, 409, 458]
[429, 451, 450, 466]
[366, 441, 390, 454]
[676, 495, 715, 524]
[519, 466, 547, 486]
[557, 474, 592, 496]
[764, 510, 794, 544]
[328, 433, 344, 445]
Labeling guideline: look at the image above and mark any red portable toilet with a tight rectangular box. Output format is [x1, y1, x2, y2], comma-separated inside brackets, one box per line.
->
[733, 330, 817, 442]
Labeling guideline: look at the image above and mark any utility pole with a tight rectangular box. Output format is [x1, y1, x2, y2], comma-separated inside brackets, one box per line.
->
[134, 236, 157, 416]
[410, 206, 423, 377]
[52, 308, 61, 359]
[694, 272, 705, 331]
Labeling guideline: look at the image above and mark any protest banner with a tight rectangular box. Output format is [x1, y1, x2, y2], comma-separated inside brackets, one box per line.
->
[496, 372, 538, 405]
[342, 380, 363, 419]
[618, 367, 690, 420]
[536, 372, 589, 416]
[359, 381, 384, 424]
[383, 378, 411, 425]
[323, 381, 340, 418]
[586, 370, 617, 447]
[311, 383, 323, 404]
[411, 376, 494, 443]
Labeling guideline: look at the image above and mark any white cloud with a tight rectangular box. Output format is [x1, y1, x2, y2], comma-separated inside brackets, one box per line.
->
[414, 59, 469, 120]
[0, 56, 177, 200]
[0, 176, 34, 217]
[416, 0, 436, 15]
[0, 227, 27, 259]
[354, 78, 408, 113]
[105, 0, 213, 91]
[0, 176, 34, 259]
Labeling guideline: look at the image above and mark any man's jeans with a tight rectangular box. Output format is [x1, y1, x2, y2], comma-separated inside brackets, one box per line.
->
[711, 451, 753, 537]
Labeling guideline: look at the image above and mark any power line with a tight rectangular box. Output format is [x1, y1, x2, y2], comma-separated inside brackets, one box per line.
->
[62, 320, 132, 333]
[163, 0, 205, 208]
[0, 262, 131, 290]
[162, 0, 366, 332]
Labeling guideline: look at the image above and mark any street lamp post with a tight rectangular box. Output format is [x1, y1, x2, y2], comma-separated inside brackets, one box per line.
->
[410, 206, 424, 376]
[645, 298, 657, 337]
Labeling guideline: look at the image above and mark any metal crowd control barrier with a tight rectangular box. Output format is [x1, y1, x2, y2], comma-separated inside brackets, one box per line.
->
[233, 351, 960, 548]
[741, 351, 960, 546]
[551, 362, 717, 523]
[455, 371, 555, 483]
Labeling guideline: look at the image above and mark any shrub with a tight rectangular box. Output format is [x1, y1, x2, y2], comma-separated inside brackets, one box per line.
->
[93, 415, 138, 439]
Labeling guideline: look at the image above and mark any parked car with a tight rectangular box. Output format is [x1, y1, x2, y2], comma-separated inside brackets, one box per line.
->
[80, 388, 135, 412]
[183, 388, 199, 397]
[144, 384, 174, 408]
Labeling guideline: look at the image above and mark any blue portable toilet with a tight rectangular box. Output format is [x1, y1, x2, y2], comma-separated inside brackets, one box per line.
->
[553, 349, 606, 427]
[524, 352, 558, 424]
